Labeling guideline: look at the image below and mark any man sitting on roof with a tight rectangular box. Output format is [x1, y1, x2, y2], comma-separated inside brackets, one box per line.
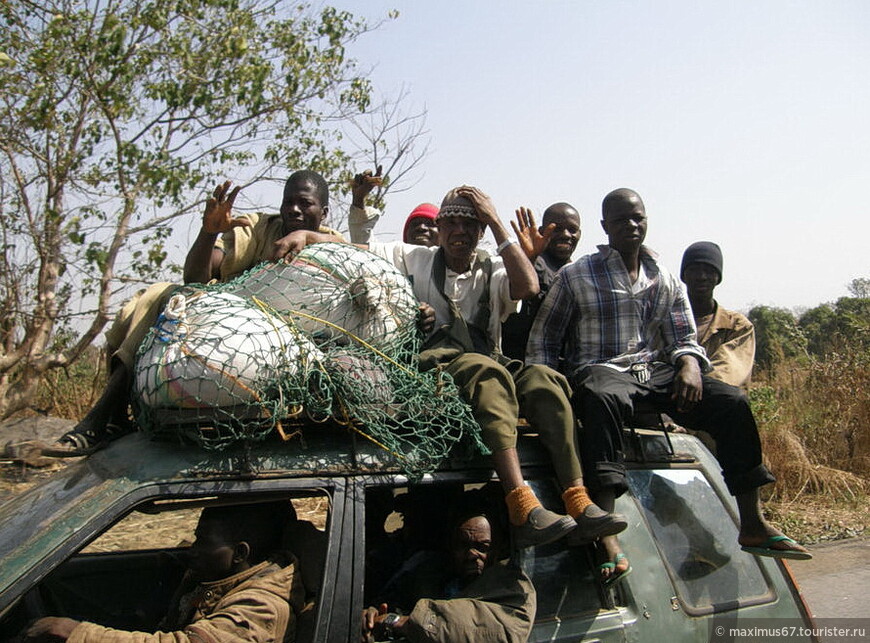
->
[680, 241, 755, 390]
[273, 185, 627, 549]
[527, 188, 810, 582]
[502, 203, 582, 361]
[25, 502, 305, 642]
[46, 171, 343, 457]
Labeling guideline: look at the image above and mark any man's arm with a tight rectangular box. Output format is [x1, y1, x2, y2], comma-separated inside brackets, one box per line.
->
[526, 269, 575, 370]
[184, 181, 251, 284]
[704, 315, 755, 389]
[349, 167, 383, 245]
[511, 207, 554, 263]
[456, 187, 538, 301]
[397, 565, 535, 643]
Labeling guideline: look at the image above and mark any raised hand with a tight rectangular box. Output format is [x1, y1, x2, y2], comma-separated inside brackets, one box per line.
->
[511, 206, 554, 261]
[454, 185, 498, 229]
[351, 165, 383, 208]
[202, 181, 251, 234]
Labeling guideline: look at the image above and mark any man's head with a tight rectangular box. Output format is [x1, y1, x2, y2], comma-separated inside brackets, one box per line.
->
[437, 188, 484, 268]
[447, 489, 505, 584]
[601, 188, 647, 256]
[681, 241, 723, 301]
[541, 202, 581, 264]
[280, 170, 329, 234]
[403, 203, 439, 247]
[186, 502, 290, 582]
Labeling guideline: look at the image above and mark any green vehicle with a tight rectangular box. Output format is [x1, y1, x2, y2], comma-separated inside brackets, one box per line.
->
[0, 426, 815, 642]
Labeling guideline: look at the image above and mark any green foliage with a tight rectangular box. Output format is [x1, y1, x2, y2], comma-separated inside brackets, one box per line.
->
[798, 296, 870, 358]
[748, 305, 807, 370]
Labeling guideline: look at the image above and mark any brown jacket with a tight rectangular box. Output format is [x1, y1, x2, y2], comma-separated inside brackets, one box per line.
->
[397, 559, 536, 643]
[68, 558, 304, 643]
[697, 302, 755, 389]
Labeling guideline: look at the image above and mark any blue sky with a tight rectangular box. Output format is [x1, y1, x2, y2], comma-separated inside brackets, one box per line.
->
[306, 0, 868, 312]
[208, 1, 868, 314]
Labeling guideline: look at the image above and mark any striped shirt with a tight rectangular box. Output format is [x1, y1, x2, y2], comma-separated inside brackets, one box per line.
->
[526, 245, 710, 376]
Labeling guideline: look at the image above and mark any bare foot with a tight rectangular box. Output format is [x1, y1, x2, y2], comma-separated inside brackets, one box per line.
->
[598, 535, 631, 584]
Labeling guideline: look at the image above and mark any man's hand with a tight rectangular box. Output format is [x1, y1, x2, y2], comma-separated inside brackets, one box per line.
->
[25, 617, 80, 641]
[672, 355, 703, 413]
[511, 207, 555, 261]
[360, 603, 387, 643]
[351, 166, 383, 208]
[455, 185, 498, 230]
[272, 230, 313, 262]
[202, 181, 252, 235]
[417, 302, 436, 335]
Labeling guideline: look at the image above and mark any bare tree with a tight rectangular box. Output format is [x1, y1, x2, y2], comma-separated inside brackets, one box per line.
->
[330, 85, 432, 232]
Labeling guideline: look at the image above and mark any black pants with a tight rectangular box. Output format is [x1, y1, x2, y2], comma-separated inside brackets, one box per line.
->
[571, 363, 775, 498]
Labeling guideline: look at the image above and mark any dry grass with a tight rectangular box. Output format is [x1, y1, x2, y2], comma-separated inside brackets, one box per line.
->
[749, 347, 869, 542]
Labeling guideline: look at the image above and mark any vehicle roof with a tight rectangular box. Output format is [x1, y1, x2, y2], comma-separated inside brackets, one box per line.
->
[0, 425, 701, 610]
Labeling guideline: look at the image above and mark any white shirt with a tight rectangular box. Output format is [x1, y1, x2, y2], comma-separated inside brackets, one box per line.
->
[369, 241, 518, 350]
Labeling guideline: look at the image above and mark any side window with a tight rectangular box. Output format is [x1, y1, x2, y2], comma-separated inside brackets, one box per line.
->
[627, 469, 773, 614]
[0, 490, 332, 642]
[362, 481, 515, 612]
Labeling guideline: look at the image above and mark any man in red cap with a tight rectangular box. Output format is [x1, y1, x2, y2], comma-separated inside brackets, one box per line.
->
[402, 203, 439, 247]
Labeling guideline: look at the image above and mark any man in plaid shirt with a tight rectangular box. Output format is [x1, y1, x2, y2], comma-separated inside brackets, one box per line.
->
[527, 188, 810, 584]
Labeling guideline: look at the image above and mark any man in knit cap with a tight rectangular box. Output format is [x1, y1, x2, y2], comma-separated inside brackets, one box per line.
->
[278, 185, 627, 549]
[680, 241, 755, 389]
[402, 203, 439, 247]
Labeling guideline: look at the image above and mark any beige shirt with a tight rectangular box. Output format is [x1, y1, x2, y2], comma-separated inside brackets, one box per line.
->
[696, 301, 755, 389]
[216, 213, 344, 281]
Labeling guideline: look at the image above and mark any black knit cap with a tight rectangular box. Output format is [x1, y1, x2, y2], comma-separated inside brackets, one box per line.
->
[681, 241, 723, 283]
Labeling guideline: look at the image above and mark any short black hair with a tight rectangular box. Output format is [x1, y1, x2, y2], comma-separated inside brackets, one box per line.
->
[602, 188, 643, 219]
[286, 170, 329, 206]
[199, 501, 291, 564]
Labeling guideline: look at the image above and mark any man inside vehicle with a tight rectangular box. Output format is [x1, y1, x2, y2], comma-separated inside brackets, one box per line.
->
[25, 502, 305, 642]
[46, 171, 343, 457]
[681, 241, 755, 389]
[361, 490, 535, 643]
[502, 202, 582, 360]
[273, 185, 627, 549]
[527, 188, 810, 583]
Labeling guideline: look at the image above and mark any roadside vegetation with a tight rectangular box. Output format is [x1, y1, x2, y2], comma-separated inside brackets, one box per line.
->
[749, 280, 870, 543]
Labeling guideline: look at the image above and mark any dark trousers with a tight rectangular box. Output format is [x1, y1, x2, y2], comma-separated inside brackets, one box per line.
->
[571, 363, 775, 498]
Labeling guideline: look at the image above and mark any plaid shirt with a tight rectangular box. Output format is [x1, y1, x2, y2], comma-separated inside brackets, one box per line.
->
[526, 245, 710, 376]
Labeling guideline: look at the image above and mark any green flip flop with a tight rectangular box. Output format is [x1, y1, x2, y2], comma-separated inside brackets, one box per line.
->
[741, 535, 813, 561]
[600, 552, 633, 588]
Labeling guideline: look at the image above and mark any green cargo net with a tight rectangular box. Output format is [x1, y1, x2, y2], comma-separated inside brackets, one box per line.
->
[132, 242, 486, 476]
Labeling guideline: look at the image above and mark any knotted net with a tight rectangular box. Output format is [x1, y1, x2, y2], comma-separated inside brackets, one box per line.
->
[132, 242, 486, 476]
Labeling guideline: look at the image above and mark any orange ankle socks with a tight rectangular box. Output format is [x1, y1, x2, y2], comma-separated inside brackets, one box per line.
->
[506, 485, 541, 526]
[562, 486, 594, 519]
